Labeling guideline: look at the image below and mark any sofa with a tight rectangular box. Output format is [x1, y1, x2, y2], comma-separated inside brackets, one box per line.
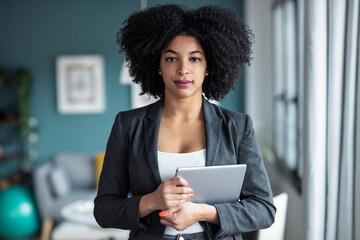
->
[32, 153, 131, 240]
[32, 153, 98, 221]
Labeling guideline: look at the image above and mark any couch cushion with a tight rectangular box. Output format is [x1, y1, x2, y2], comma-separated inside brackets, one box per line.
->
[54, 153, 95, 189]
[49, 166, 72, 198]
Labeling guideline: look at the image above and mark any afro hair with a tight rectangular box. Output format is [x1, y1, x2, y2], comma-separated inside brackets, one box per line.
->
[118, 4, 254, 101]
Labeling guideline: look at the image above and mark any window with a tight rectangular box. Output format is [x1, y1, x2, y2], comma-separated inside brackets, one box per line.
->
[272, 0, 302, 191]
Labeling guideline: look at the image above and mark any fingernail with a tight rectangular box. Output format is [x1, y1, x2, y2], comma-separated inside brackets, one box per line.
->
[159, 211, 165, 217]
[190, 194, 194, 198]
[186, 198, 189, 201]
[185, 183, 189, 187]
[190, 189, 194, 194]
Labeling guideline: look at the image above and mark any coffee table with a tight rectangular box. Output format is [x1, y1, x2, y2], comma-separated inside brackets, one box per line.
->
[52, 199, 130, 240]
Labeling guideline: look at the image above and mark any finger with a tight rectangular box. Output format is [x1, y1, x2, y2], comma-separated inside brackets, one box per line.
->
[172, 176, 189, 187]
[161, 179, 191, 193]
[169, 192, 194, 203]
[160, 205, 181, 217]
[172, 186, 194, 195]
[161, 197, 188, 211]
[169, 197, 188, 208]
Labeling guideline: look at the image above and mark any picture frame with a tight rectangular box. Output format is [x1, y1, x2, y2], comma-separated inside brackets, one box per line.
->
[56, 55, 105, 114]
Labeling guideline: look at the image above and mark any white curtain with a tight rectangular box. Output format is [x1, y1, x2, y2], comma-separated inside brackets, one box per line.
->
[326, 0, 346, 239]
[355, 37, 360, 240]
[273, 0, 360, 239]
[301, 0, 360, 239]
[336, 0, 359, 239]
[302, 0, 327, 239]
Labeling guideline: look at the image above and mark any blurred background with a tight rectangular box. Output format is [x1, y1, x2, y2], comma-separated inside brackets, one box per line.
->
[0, 0, 359, 240]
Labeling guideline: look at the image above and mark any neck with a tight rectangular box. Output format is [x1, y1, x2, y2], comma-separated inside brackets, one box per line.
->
[162, 94, 203, 121]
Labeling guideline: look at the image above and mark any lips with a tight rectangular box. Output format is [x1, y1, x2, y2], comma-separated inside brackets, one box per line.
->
[174, 80, 192, 88]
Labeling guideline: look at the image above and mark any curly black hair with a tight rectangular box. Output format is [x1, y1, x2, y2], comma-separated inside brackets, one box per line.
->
[118, 4, 254, 101]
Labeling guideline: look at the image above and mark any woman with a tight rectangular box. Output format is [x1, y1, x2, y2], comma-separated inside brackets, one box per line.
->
[94, 4, 276, 240]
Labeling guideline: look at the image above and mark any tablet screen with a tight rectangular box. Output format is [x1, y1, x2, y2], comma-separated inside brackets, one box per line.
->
[175, 164, 247, 204]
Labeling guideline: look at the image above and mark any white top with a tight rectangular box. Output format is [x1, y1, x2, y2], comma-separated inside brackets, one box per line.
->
[157, 149, 206, 235]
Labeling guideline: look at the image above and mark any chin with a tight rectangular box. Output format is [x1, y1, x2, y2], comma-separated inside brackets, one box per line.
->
[165, 87, 203, 99]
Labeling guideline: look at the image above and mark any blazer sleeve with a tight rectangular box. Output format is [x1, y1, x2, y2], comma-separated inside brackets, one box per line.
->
[205, 114, 276, 239]
[93, 112, 147, 231]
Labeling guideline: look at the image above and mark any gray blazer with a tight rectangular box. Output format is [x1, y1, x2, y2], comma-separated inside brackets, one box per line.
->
[94, 98, 276, 240]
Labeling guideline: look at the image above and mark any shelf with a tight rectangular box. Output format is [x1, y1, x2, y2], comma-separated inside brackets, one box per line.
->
[0, 86, 18, 90]
[0, 120, 19, 126]
[0, 69, 31, 181]
[0, 154, 20, 162]
[0, 111, 19, 125]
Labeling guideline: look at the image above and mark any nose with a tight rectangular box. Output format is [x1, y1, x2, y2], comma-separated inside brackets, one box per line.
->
[177, 61, 190, 76]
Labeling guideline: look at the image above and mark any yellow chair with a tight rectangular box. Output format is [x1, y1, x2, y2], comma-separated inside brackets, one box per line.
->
[94, 153, 105, 189]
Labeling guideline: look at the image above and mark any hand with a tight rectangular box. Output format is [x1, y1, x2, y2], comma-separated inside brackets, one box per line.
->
[159, 202, 201, 231]
[151, 176, 193, 211]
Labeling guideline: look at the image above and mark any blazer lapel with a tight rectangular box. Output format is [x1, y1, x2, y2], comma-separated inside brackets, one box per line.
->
[142, 98, 222, 184]
[143, 99, 163, 185]
[202, 98, 222, 166]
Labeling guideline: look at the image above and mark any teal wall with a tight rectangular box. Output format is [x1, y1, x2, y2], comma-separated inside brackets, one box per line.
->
[0, 0, 245, 178]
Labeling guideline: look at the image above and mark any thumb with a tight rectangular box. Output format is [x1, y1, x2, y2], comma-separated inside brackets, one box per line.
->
[173, 176, 189, 187]
[159, 205, 181, 217]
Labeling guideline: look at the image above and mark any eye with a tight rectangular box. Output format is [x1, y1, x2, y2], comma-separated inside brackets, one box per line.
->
[165, 57, 177, 62]
[190, 57, 201, 62]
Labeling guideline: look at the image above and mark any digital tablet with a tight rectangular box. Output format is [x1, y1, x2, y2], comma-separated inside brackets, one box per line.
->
[175, 164, 247, 204]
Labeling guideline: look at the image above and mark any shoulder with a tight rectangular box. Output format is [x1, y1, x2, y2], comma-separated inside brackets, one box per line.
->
[114, 99, 162, 125]
[118, 103, 152, 120]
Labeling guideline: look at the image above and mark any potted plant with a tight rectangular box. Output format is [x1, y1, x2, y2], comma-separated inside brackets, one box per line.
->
[15, 69, 37, 173]
[0, 133, 3, 156]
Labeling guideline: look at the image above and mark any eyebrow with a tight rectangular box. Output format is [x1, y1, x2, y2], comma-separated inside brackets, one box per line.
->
[164, 49, 204, 55]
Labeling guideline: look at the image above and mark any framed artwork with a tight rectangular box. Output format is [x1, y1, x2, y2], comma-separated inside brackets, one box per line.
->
[56, 55, 105, 114]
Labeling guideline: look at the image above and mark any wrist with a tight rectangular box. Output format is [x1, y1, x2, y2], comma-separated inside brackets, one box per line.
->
[139, 192, 157, 218]
[199, 204, 219, 224]
[146, 191, 158, 211]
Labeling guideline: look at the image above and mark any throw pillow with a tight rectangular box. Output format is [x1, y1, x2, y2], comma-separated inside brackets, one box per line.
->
[49, 166, 72, 198]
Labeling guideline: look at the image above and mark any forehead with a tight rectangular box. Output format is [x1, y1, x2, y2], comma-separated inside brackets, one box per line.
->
[162, 35, 204, 53]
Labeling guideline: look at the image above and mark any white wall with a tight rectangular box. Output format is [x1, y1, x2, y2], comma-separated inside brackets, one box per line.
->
[244, 0, 273, 144]
[244, 1, 304, 240]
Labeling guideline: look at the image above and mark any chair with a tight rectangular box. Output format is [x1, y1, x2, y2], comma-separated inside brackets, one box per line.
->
[257, 192, 288, 240]
[32, 153, 98, 239]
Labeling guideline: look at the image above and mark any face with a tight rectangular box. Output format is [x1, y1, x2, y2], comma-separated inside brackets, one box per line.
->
[159, 35, 207, 100]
